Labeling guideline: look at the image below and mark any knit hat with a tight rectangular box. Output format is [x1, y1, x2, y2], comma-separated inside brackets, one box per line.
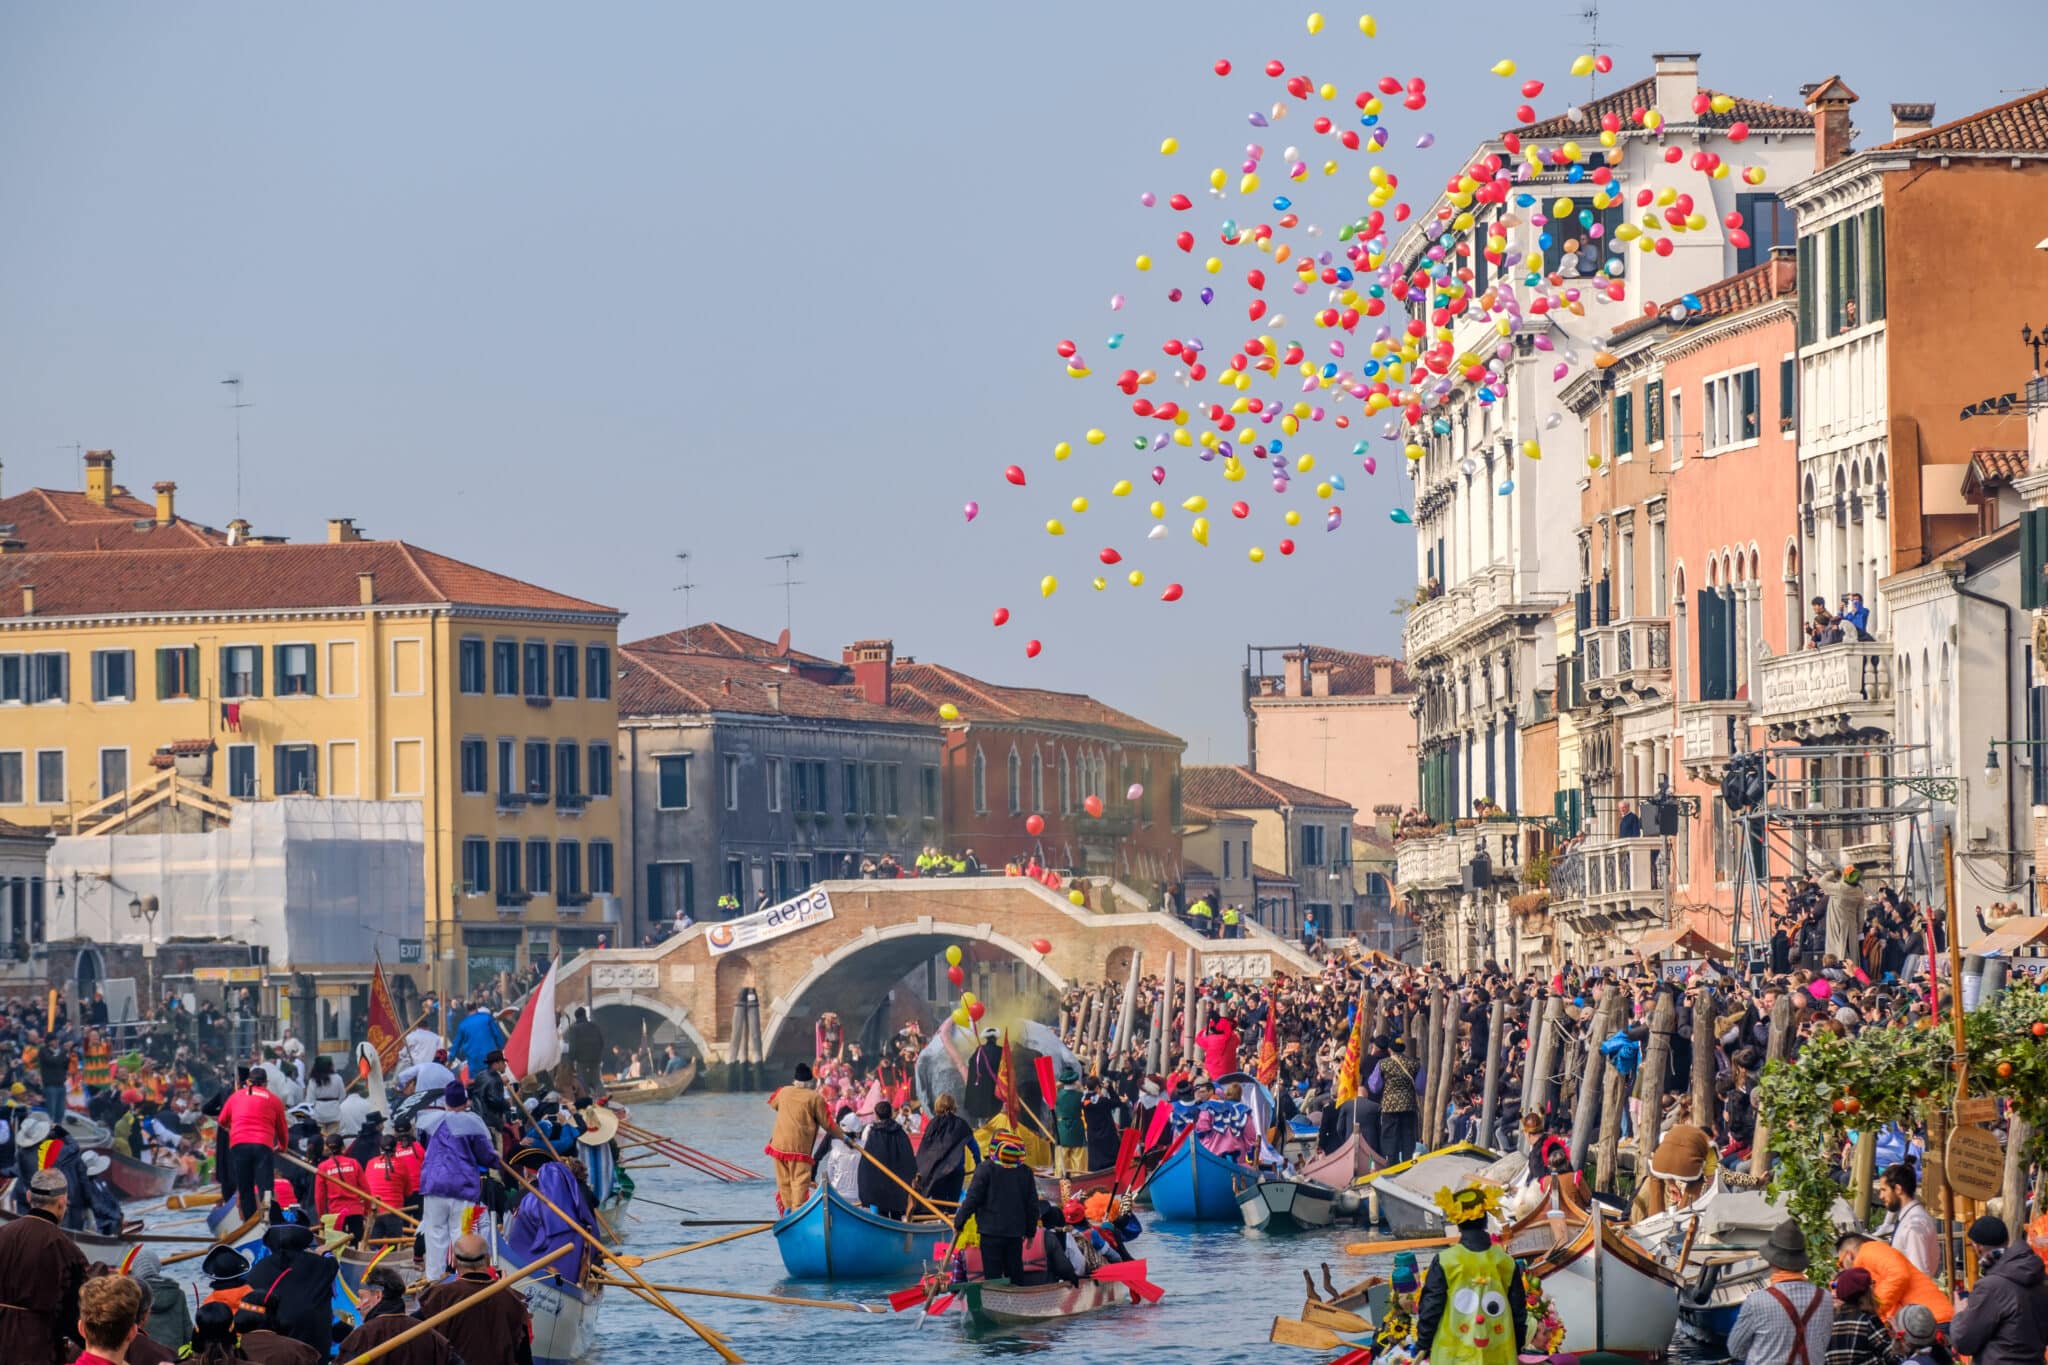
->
[1968, 1214, 2010, 1248]
[1391, 1251, 1420, 1293]
[1896, 1304, 1938, 1348]
[1832, 1266, 1873, 1302]
[443, 1080, 469, 1108]
[118, 1246, 163, 1279]
[991, 1136, 1027, 1166]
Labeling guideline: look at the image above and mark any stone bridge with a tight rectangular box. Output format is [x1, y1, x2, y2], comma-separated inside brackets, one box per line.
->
[554, 877, 1319, 1066]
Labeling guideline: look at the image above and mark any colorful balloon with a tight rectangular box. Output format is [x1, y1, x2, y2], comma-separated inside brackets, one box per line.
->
[1025, 813, 1046, 836]
[945, 945, 963, 966]
[992, 608, 1009, 627]
[939, 703, 961, 721]
[1004, 466, 1026, 486]
[1031, 938, 1054, 953]
[964, 501, 978, 521]
[1083, 794, 1104, 818]
[947, 964, 965, 987]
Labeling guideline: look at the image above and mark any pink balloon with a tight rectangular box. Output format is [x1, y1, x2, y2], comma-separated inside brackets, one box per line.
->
[1151, 466, 1166, 485]
[964, 501, 979, 521]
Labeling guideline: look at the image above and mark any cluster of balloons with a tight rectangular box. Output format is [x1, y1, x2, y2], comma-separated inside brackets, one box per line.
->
[944, 944, 987, 1030]
[968, 10, 1775, 655]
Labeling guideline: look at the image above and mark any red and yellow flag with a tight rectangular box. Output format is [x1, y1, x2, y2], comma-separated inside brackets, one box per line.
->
[366, 959, 404, 1073]
[998, 1030, 1019, 1127]
[1256, 1007, 1280, 1089]
[1333, 991, 1367, 1107]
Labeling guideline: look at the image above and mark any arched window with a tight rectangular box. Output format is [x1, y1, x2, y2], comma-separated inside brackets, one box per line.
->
[973, 747, 988, 814]
[1059, 750, 1072, 813]
[1673, 565, 1689, 705]
[1006, 748, 1022, 814]
[1030, 747, 1044, 815]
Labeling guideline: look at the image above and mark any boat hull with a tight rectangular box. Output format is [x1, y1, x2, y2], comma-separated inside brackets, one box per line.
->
[0, 1203, 134, 1267]
[772, 1185, 948, 1279]
[1035, 1166, 1118, 1202]
[1362, 1144, 1498, 1237]
[961, 1275, 1139, 1328]
[1298, 1133, 1378, 1189]
[1501, 1188, 1682, 1355]
[1238, 1178, 1337, 1231]
[106, 1152, 180, 1201]
[523, 1272, 601, 1365]
[602, 1057, 699, 1106]
[1144, 1139, 1252, 1222]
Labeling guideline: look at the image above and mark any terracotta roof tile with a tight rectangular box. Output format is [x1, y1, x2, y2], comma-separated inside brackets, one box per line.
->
[872, 661, 1181, 744]
[626, 622, 831, 666]
[0, 542, 616, 618]
[618, 647, 925, 725]
[1876, 88, 2048, 152]
[1183, 764, 1352, 811]
[1254, 645, 1414, 697]
[1610, 257, 1797, 342]
[1251, 863, 1293, 884]
[1969, 448, 2029, 488]
[0, 487, 227, 552]
[1509, 76, 1811, 140]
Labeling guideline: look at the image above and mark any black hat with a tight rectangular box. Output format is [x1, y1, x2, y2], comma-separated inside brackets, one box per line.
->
[507, 1145, 553, 1172]
[1968, 1215, 2010, 1248]
[201, 1245, 251, 1282]
[1760, 1219, 1810, 1272]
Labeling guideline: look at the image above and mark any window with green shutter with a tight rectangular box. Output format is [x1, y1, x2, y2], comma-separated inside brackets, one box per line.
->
[275, 643, 315, 696]
[1866, 206, 1885, 322]
[2022, 508, 2048, 610]
[154, 647, 197, 700]
[1796, 236, 1816, 345]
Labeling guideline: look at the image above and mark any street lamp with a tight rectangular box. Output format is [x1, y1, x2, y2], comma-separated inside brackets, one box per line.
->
[130, 895, 159, 1010]
[1986, 742, 2002, 788]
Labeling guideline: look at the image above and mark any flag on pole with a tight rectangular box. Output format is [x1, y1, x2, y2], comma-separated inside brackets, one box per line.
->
[504, 958, 562, 1081]
[1256, 1007, 1280, 1089]
[998, 1030, 1019, 1128]
[365, 958, 404, 1073]
[1333, 990, 1367, 1107]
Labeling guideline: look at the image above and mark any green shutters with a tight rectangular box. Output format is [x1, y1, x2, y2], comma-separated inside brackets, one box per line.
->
[2022, 508, 2048, 610]
[1796, 236, 1816, 345]
[1866, 206, 1886, 322]
[1698, 589, 1730, 701]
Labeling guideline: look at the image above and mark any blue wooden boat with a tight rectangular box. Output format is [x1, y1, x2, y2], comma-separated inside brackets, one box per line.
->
[772, 1184, 948, 1279]
[1144, 1138, 1253, 1222]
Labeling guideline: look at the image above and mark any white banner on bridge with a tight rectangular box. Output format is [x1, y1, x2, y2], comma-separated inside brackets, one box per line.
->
[703, 888, 835, 957]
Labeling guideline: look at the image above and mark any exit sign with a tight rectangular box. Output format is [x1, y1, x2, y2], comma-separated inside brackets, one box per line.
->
[397, 939, 425, 964]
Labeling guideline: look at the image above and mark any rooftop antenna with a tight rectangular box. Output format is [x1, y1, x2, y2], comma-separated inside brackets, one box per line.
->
[670, 550, 699, 629]
[220, 374, 252, 518]
[1576, 1, 1609, 98]
[765, 550, 803, 638]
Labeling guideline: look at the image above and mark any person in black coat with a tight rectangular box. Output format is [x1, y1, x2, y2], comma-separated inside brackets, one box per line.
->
[1079, 1077, 1121, 1172]
[1950, 1215, 2048, 1365]
[242, 1222, 340, 1356]
[915, 1094, 976, 1205]
[964, 1031, 1003, 1124]
[856, 1102, 918, 1219]
[952, 1136, 1038, 1284]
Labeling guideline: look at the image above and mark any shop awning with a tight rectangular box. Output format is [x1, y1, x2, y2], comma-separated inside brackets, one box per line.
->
[1593, 924, 1733, 967]
[1970, 916, 2048, 957]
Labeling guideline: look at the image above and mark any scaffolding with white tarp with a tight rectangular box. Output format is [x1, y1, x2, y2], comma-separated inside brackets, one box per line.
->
[46, 798, 424, 968]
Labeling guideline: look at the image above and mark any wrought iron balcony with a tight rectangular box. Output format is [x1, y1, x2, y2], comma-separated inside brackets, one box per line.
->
[1580, 618, 1673, 708]
[1757, 641, 1893, 742]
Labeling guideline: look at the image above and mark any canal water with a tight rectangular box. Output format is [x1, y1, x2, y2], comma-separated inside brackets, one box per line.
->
[562, 1091, 1727, 1365]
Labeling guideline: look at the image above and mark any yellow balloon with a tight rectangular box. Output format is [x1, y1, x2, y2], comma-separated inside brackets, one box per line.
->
[961, 991, 976, 1006]
[1149, 500, 1165, 518]
[1521, 439, 1542, 460]
[1405, 443, 1425, 461]
[1248, 546, 1266, 563]
[1181, 495, 1207, 512]
[1160, 137, 1179, 155]
[1586, 454, 1603, 469]
[1069, 889, 1087, 905]
[938, 703, 960, 722]
[1054, 441, 1072, 460]
[1315, 481, 1333, 499]
[1191, 517, 1210, 546]
[945, 946, 963, 966]
[1306, 10, 1325, 33]
[1040, 575, 1058, 598]
[1071, 496, 1089, 513]
[1318, 83, 1336, 100]
[1295, 453, 1316, 472]
[1085, 428, 1106, 445]
[1710, 93, 1735, 114]
[1569, 53, 1594, 76]
[1135, 254, 1152, 272]
[1209, 167, 1227, 190]
[1284, 509, 1301, 526]
[1240, 172, 1260, 195]
[1045, 519, 1065, 536]
[1127, 569, 1145, 586]
[953, 1009, 970, 1027]
[1204, 257, 1222, 274]
[1490, 58, 1517, 77]
[1358, 13, 1376, 36]
[1092, 577, 1107, 591]
[1112, 479, 1133, 496]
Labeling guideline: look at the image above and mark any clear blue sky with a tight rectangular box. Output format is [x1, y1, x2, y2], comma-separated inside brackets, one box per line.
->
[2, 2, 2036, 765]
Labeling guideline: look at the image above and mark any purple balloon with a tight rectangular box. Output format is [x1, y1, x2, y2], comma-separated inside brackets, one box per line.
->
[1200, 287, 1214, 305]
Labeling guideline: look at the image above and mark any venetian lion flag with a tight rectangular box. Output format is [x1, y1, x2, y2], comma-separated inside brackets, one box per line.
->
[1256, 1007, 1280, 1089]
[503, 958, 562, 1081]
[1332, 990, 1367, 1107]
[365, 959, 404, 1073]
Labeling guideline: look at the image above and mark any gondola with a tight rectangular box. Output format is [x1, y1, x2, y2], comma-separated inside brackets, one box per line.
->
[1237, 1176, 1338, 1231]
[1142, 1137, 1253, 1222]
[772, 1183, 949, 1279]
[601, 1057, 699, 1106]
[1355, 1142, 1497, 1236]
[494, 1249, 602, 1365]
[1498, 1174, 1682, 1356]
[958, 1266, 1159, 1329]
[105, 1151, 180, 1201]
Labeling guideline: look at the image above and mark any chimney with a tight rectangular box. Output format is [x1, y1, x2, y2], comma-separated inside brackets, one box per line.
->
[1652, 53, 1701, 125]
[226, 518, 250, 546]
[328, 517, 364, 544]
[358, 572, 376, 605]
[83, 450, 115, 506]
[20, 585, 34, 616]
[1308, 660, 1335, 698]
[763, 681, 782, 712]
[152, 481, 177, 525]
[843, 639, 895, 707]
[1804, 75, 1860, 172]
[1282, 649, 1309, 696]
[1889, 101, 1934, 141]
[1770, 245, 1798, 297]
[1372, 661, 1395, 694]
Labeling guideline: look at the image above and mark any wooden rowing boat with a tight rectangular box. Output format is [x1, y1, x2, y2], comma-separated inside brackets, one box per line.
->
[1033, 1165, 1118, 1202]
[601, 1058, 699, 1106]
[105, 1151, 180, 1202]
[1356, 1142, 1497, 1237]
[1237, 1176, 1338, 1232]
[959, 1270, 1155, 1329]
[772, 1184, 949, 1280]
[494, 1250, 602, 1365]
[0, 1199, 137, 1267]
[1298, 1132, 1379, 1189]
[1143, 1139, 1253, 1222]
[1499, 1175, 1681, 1355]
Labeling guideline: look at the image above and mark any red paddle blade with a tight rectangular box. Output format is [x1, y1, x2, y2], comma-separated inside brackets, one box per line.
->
[887, 1285, 931, 1312]
[926, 1293, 956, 1315]
[1109, 1128, 1140, 1189]
[1092, 1259, 1163, 1303]
[1331, 1350, 1374, 1365]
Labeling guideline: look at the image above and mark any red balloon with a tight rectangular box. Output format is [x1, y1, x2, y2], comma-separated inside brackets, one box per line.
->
[1055, 339, 1076, 357]
[1004, 465, 1026, 486]
[1728, 121, 1750, 142]
[1169, 193, 1192, 211]
[1025, 639, 1042, 658]
[1214, 59, 1232, 76]
[992, 607, 1009, 626]
[1520, 79, 1544, 98]
[1025, 813, 1046, 837]
[1083, 794, 1104, 818]
[947, 964, 965, 987]
[1593, 54, 1612, 73]
[1265, 59, 1285, 77]
[1098, 547, 1122, 564]
[1161, 583, 1184, 602]
[1030, 938, 1052, 954]
[967, 1001, 987, 1022]
[1230, 500, 1250, 519]
[1279, 538, 1296, 556]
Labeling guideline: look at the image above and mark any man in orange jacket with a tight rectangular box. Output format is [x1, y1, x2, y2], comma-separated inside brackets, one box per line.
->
[1837, 1230, 1954, 1327]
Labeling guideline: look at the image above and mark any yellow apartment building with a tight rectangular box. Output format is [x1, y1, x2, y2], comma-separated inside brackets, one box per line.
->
[0, 451, 622, 994]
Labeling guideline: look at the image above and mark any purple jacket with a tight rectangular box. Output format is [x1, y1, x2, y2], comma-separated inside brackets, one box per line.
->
[418, 1110, 499, 1201]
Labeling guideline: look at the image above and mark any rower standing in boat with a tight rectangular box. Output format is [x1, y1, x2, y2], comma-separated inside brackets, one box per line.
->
[0, 1169, 88, 1363]
[336, 1265, 457, 1365]
[951, 1135, 1037, 1284]
[1079, 1076, 1120, 1173]
[913, 1094, 977, 1207]
[764, 1063, 833, 1213]
[1414, 1182, 1525, 1365]
[363, 1134, 420, 1243]
[416, 1234, 534, 1365]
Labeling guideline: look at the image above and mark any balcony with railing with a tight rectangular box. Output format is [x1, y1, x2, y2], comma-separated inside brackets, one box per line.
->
[1394, 822, 1526, 896]
[1404, 565, 1520, 661]
[1581, 618, 1672, 708]
[1757, 640, 1893, 741]
[1678, 699, 1754, 778]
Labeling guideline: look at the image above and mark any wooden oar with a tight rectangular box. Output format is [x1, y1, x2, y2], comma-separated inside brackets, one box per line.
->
[847, 1142, 953, 1225]
[635, 1223, 774, 1265]
[1302, 1298, 1372, 1333]
[162, 1209, 264, 1265]
[593, 1272, 883, 1313]
[1343, 1233, 1455, 1256]
[618, 1121, 761, 1181]
[275, 1149, 419, 1230]
[498, 1162, 741, 1363]
[167, 1190, 224, 1211]
[340, 1242, 572, 1365]
[1269, 1315, 1368, 1350]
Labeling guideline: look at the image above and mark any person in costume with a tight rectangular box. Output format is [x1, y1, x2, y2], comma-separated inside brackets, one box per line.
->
[1415, 1182, 1526, 1365]
[1371, 1252, 1422, 1362]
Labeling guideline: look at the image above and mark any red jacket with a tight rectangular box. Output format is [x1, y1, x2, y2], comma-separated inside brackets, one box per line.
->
[391, 1141, 425, 1192]
[219, 1085, 288, 1148]
[361, 1152, 417, 1210]
[315, 1155, 367, 1219]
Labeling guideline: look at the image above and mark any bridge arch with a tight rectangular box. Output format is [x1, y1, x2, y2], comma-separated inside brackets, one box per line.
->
[758, 920, 1070, 1064]
[586, 990, 713, 1063]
